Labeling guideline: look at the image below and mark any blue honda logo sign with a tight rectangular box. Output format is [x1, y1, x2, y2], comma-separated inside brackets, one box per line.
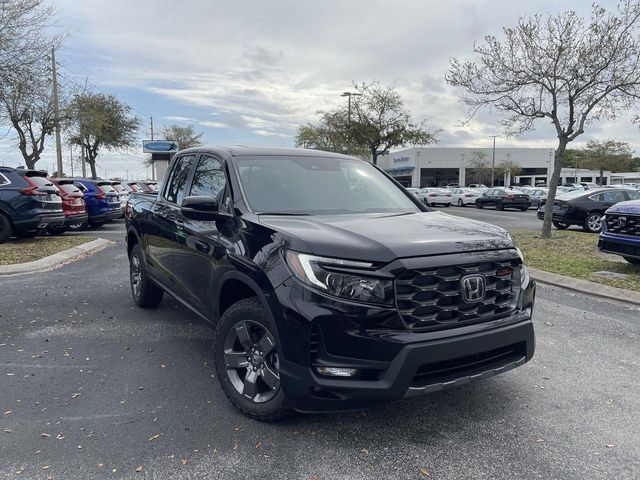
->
[143, 140, 179, 153]
[461, 274, 486, 303]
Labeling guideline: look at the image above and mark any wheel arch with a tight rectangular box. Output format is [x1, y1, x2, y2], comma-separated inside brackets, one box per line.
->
[217, 271, 278, 326]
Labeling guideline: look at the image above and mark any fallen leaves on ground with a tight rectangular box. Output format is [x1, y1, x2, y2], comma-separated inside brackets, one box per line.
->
[135, 465, 143, 473]
[420, 468, 430, 477]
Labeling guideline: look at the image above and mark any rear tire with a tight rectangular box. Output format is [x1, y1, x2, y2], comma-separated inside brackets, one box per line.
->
[553, 221, 569, 230]
[520, 207, 528, 211]
[48, 226, 68, 236]
[583, 212, 603, 233]
[213, 298, 292, 422]
[623, 256, 640, 265]
[457, 199, 464, 207]
[89, 221, 104, 228]
[476, 201, 483, 209]
[496, 201, 504, 211]
[0, 214, 12, 244]
[129, 243, 164, 308]
[15, 230, 39, 239]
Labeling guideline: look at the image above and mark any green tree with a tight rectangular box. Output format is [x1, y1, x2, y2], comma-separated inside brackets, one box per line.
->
[296, 82, 437, 164]
[68, 92, 139, 178]
[580, 139, 633, 184]
[350, 82, 437, 165]
[161, 124, 203, 150]
[447, 1, 640, 238]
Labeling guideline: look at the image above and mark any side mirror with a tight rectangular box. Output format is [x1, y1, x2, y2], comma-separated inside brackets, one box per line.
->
[181, 196, 232, 221]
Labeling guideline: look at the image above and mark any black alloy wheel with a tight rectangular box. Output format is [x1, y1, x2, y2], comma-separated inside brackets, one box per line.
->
[496, 200, 504, 211]
[214, 298, 291, 421]
[223, 320, 281, 404]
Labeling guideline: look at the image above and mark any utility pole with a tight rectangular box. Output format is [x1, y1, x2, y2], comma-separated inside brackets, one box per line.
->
[81, 143, 86, 178]
[489, 135, 498, 187]
[150, 116, 154, 140]
[51, 47, 63, 177]
[70, 146, 74, 177]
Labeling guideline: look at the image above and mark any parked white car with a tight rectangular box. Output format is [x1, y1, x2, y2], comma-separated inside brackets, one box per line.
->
[418, 187, 452, 207]
[451, 187, 483, 207]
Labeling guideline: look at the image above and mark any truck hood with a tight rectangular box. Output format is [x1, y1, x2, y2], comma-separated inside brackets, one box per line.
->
[258, 211, 515, 263]
[606, 199, 640, 215]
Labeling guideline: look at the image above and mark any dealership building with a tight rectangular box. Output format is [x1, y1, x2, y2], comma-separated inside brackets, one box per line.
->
[378, 147, 616, 188]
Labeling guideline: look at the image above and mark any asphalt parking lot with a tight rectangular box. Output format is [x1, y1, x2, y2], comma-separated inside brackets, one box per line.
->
[1, 216, 639, 479]
[433, 204, 541, 231]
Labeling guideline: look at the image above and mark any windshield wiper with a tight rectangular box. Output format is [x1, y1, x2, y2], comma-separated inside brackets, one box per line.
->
[255, 212, 311, 216]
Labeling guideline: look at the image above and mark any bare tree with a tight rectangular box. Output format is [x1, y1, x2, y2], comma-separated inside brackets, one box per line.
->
[0, 1, 62, 85]
[447, 1, 640, 238]
[466, 150, 491, 185]
[497, 158, 522, 186]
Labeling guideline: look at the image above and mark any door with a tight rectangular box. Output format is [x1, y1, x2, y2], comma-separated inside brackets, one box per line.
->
[172, 155, 232, 315]
[146, 154, 196, 287]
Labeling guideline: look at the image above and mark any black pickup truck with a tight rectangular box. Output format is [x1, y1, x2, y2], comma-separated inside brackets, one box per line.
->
[125, 147, 535, 421]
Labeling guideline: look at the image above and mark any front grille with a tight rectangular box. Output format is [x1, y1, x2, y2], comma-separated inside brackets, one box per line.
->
[396, 259, 521, 331]
[411, 342, 526, 387]
[605, 214, 640, 237]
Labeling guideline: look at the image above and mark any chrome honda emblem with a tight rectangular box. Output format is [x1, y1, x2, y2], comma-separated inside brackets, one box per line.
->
[461, 274, 486, 303]
[617, 216, 627, 228]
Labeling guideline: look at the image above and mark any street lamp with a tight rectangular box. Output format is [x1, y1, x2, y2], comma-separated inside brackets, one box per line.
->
[460, 152, 465, 186]
[341, 91, 362, 125]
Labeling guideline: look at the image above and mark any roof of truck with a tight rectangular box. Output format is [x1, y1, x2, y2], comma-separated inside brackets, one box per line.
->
[177, 146, 358, 160]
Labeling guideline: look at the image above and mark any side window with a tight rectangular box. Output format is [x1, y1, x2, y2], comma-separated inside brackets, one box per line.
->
[0, 173, 8, 186]
[190, 156, 227, 201]
[164, 155, 196, 205]
[626, 190, 640, 200]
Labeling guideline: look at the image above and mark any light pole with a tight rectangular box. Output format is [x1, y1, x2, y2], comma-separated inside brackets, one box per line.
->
[341, 91, 362, 125]
[460, 152, 465, 186]
[489, 135, 498, 187]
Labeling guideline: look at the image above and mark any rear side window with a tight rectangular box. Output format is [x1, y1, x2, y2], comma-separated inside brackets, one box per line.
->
[27, 176, 54, 188]
[0, 172, 9, 186]
[59, 184, 80, 194]
[625, 190, 640, 200]
[98, 184, 117, 193]
[190, 156, 226, 199]
[164, 155, 196, 205]
[74, 182, 88, 192]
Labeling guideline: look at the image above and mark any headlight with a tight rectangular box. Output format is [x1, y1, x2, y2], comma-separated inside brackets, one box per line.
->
[285, 251, 394, 305]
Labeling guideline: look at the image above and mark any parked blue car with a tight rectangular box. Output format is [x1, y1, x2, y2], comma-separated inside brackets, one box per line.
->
[0, 167, 65, 243]
[71, 179, 122, 228]
[599, 200, 640, 265]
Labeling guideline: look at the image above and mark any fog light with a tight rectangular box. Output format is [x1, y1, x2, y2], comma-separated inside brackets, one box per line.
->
[315, 367, 358, 377]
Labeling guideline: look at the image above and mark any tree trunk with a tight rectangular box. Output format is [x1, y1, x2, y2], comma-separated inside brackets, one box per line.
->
[599, 168, 604, 186]
[541, 138, 568, 239]
[371, 148, 378, 165]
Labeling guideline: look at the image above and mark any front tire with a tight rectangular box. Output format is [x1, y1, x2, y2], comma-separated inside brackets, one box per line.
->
[457, 199, 464, 207]
[623, 256, 640, 265]
[496, 201, 504, 211]
[0, 214, 12, 244]
[476, 201, 483, 209]
[214, 298, 291, 422]
[583, 212, 603, 233]
[129, 243, 164, 308]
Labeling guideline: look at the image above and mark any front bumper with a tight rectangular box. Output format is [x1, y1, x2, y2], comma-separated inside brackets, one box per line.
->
[273, 272, 536, 412]
[598, 232, 640, 259]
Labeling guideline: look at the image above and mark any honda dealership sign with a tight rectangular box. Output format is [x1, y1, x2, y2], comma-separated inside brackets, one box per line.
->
[143, 140, 179, 153]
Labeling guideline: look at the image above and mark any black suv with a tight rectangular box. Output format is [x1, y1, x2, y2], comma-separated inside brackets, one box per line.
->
[0, 167, 65, 243]
[126, 147, 536, 421]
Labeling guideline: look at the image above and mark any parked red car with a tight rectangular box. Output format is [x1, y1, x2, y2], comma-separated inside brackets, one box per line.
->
[48, 178, 89, 233]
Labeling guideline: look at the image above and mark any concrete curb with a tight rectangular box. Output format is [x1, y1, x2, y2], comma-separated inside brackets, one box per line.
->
[0, 238, 115, 276]
[530, 267, 640, 307]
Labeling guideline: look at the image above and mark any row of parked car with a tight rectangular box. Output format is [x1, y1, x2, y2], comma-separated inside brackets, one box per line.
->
[0, 165, 159, 244]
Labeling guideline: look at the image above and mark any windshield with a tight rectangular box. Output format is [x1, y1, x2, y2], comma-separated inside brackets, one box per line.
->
[235, 156, 420, 215]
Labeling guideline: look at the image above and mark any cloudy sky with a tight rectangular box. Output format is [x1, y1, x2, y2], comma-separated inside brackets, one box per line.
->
[1, 0, 637, 178]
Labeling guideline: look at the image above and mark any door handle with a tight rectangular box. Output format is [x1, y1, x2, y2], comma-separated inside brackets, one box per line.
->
[195, 240, 210, 254]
